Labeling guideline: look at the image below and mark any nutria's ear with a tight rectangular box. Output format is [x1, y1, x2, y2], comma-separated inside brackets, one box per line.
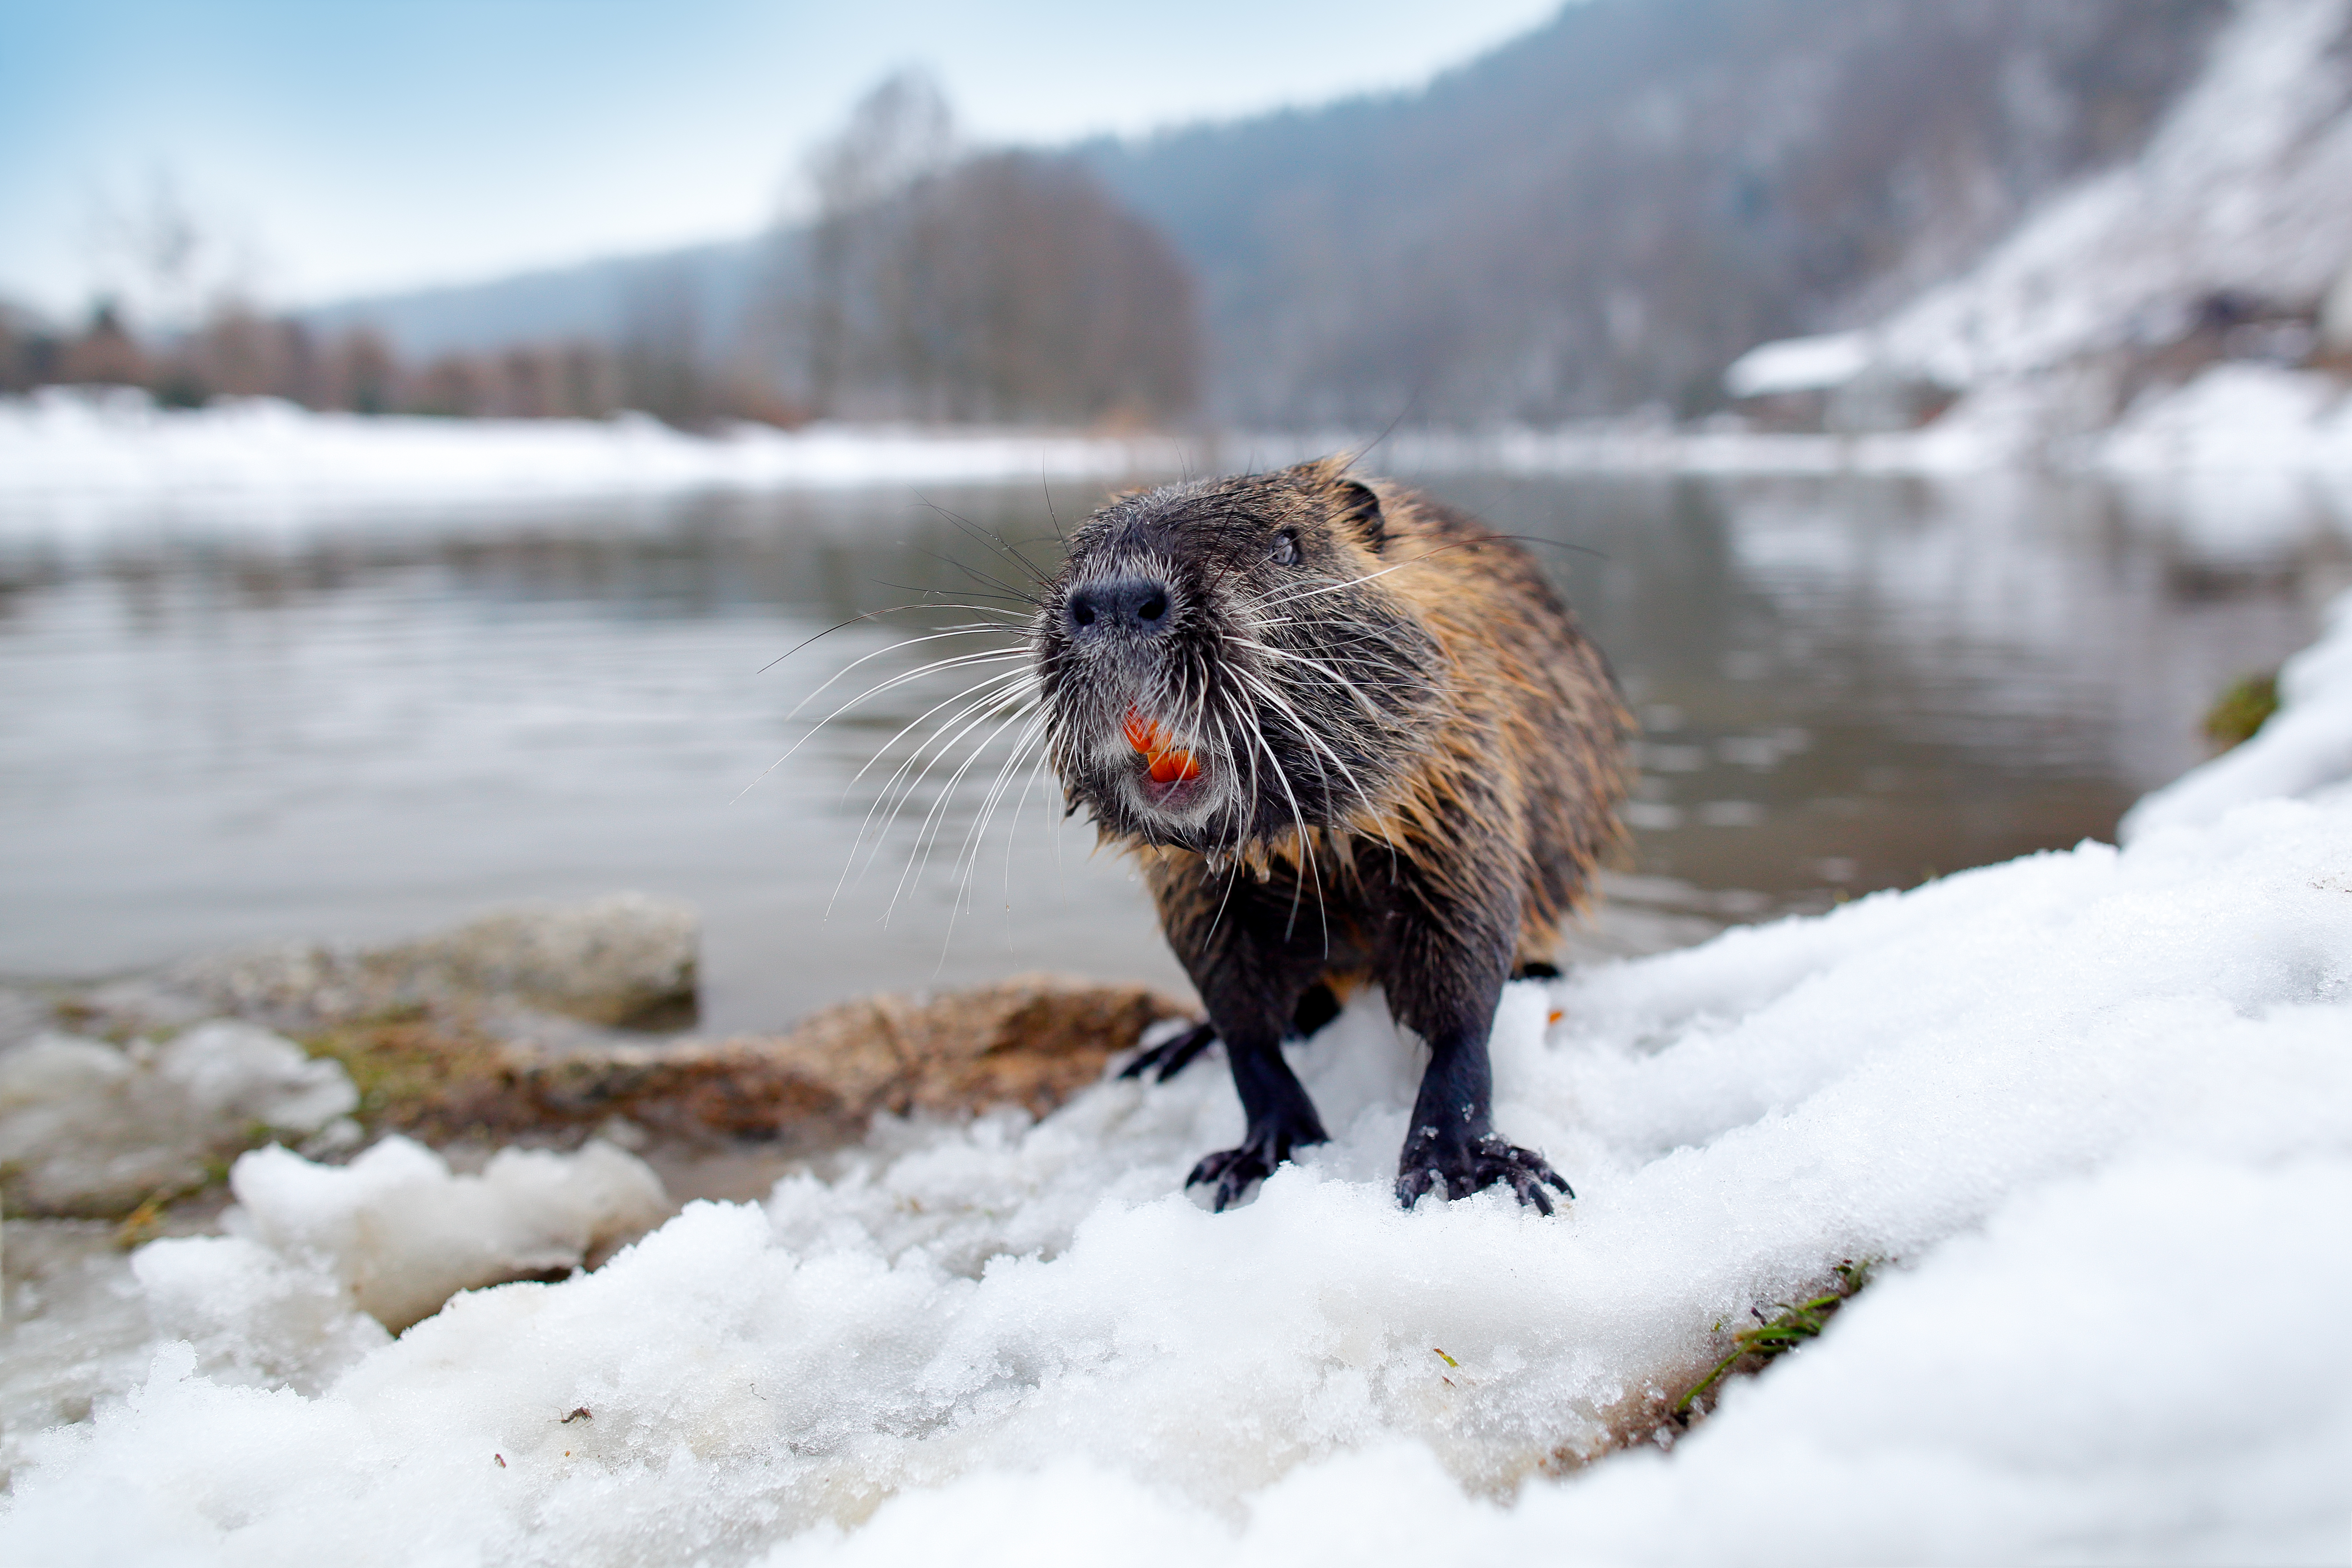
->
[1335, 480, 1386, 553]
[1287, 454, 1352, 485]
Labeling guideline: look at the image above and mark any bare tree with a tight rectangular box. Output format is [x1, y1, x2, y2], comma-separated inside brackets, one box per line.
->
[905, 152, 1200, 423]
[617, 255, 710, 425]
[324, 328, 398, 413]
[771, 73, 1201, 425]
[58, 299, 150, 388]
[795, 71, 958, 414]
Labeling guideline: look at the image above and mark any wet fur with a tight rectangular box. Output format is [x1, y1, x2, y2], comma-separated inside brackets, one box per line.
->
[1036, 458, 1629, 1210]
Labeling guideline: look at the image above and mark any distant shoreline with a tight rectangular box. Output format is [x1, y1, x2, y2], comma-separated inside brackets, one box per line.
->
[7, 365, 2352, 539]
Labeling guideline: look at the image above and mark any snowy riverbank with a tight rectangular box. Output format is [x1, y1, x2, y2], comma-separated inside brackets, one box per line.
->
[9, 371, 2352, 547]
[0, 388, 1216, 535]
[4, 587, 2349, 1560]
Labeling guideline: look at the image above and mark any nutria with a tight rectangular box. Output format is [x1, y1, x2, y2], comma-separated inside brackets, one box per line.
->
[1035, 457, 1629, 1211]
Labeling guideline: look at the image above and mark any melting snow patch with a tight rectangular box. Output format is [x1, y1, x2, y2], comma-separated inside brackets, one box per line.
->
[213, 1134, 672, 1332]
[1, 776, 2347, 1562]
[1721, 331, 1873, 398]
[0, 389, 1204, 536]
[0, 1021, 356, 1215]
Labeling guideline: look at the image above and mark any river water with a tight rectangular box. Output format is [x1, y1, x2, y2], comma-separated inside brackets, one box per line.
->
[2, 468, 2343, 1032]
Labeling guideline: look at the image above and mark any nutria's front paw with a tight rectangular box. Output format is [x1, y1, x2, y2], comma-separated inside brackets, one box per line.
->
[1396, 1130, 1574, 1214]
[1119, 1020, 1218, 1082]
[1186, 1119, 1323, 1212]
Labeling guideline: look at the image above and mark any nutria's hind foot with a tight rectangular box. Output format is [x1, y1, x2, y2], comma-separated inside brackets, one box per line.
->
[1396, 1131, 1574, 1215]
[1186, 1115, 1328, 1212]
[1121, 1020, 1218, 1082]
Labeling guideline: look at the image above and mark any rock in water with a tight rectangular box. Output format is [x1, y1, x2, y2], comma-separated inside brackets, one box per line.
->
[406, 974, 1198, 1143]
[139, 892, 702, 1035]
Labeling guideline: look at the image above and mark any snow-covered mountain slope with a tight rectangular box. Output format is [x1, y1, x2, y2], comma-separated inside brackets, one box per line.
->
[1725, 0, 2352, 471]
[1876, 0, 2352, 390]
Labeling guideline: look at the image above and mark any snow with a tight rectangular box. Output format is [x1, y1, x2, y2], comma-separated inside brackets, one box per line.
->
[2099, 361, 2352, 474]
[0, 1022, 356, 1215]
[14, 369, 2352, 518]
[2122, 584, 2352, 840]
[1876, 0, 2352, 391]
[0, 388, 1202, 537]
[1720, 330, 1873, 398]
[1705, 0, 2352, 475]
[12, 370, 2352, 546]
[209, 1136, 673, 1332]
[765, 1156, 2352, 1568]
[4, 757, 2348, 1560]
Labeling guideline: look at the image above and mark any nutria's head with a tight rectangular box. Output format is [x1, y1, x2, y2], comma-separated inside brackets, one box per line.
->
[1036, 459, 1444, 856]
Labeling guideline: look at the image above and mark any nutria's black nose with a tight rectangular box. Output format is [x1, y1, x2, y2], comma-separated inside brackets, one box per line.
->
[1066, 578, 1173, 637]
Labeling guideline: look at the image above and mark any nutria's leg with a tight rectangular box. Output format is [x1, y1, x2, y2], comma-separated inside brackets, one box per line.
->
[1383, 896, 1574, 1214]
[1119, 1020, 1215, 1082]
[1119, 978, 1345, 1083]
[1143, 865, 1334, 1210]
[1184, 1023, 1330, 1212]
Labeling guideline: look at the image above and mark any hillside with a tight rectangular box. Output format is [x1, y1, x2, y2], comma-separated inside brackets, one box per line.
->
[1860, 0, 2352, 425]
[1719, 0, 2352, 468]
[298, 235, 779, 365]
[1084, 0, 2226, 424]
[303, 0, 2235, 426]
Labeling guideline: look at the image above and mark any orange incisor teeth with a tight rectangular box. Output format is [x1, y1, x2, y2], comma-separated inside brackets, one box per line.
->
[1124, 707, 1203, 784]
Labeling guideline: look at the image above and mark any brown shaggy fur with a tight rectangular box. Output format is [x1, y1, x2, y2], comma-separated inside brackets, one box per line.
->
[1035, 457, 1629, 1210]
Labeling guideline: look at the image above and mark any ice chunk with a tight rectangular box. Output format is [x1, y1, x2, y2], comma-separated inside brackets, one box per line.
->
[0, 1223, 157, 1489]
[155, 1020, 359, 1132]
[224, 1135, 671, 1330]
[0, 1022, 356, 1215]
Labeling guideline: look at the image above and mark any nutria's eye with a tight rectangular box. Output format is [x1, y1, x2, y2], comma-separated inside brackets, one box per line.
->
[1270, 530, 1301, 567]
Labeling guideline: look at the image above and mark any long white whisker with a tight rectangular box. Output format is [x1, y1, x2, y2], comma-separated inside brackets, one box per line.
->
[739, 644, 1029, 802]
[952, 707, 1050, 896]
[829, 673, 1038, 915]
[895, 697, 1042, 936]
[856, 690, 1038, 915]
[845, 664, 1034, 791]
[777, 626, 1024, 729]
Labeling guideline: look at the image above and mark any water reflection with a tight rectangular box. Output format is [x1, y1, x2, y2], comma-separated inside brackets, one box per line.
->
[0, 471, 2341, 1030]
[1415, 470, 2347, 909]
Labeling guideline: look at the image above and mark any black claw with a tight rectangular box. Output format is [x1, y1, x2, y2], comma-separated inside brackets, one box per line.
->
[1185, 1116, 1326, 1212]
[1395, 1133, 1575, 1213]
[1186, 1145, 1275, 1212]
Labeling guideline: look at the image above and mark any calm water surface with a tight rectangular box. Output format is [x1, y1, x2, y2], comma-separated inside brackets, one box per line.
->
[3, 469, 2343, 1031]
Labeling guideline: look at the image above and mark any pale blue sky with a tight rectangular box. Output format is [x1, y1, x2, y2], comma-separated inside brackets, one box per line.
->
[3, 0, 1566, 319]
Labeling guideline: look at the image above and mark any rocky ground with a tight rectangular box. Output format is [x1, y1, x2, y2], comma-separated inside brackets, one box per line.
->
[0, 894, 1194, 1472]
[3, 893, 1194, 1210]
